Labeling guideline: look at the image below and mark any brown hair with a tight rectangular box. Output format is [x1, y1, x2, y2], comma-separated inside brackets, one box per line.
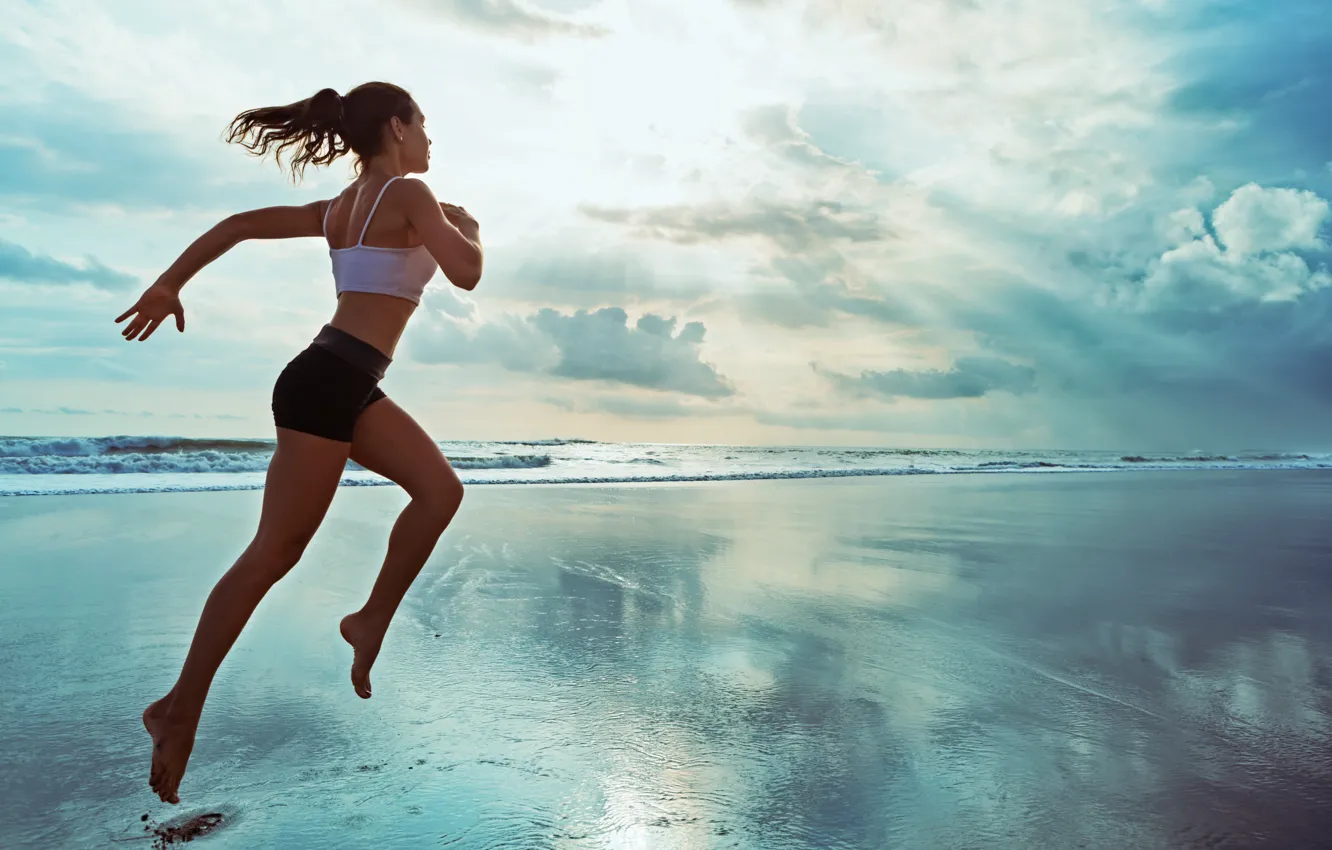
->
[225, 82, 417, 180]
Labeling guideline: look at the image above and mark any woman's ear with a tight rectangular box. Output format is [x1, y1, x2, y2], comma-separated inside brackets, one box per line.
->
[390, 115, 404, 142]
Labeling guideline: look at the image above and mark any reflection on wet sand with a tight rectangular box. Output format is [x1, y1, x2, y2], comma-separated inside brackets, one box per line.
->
[1, 471, 1330, 847]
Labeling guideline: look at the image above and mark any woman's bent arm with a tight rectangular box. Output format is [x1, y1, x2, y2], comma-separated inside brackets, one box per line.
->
[399, 179, 483, 290]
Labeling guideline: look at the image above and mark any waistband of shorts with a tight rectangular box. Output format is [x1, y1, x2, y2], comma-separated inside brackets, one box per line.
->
[310, 324, 391, 382]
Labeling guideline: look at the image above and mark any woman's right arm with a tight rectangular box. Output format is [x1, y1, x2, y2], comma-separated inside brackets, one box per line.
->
[398, 178, 484, 291]
[115, 201, 327, 341]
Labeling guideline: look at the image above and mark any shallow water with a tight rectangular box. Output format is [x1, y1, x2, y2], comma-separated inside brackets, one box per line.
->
[2, 471, 1331, 847]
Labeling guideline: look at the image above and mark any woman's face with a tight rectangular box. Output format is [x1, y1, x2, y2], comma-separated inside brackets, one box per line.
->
[397, 103, 431, 174]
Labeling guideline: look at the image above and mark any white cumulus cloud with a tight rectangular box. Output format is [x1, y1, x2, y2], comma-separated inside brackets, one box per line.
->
[1141, 184, 1332, 310]
[1211, 183, 1329, 256]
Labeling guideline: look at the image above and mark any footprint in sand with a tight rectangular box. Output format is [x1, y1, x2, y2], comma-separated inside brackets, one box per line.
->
[137, 810, 226, 848]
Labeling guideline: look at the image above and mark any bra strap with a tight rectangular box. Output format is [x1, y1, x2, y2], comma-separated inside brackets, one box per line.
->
[356, 176, 402, 246]
[321, 198, 334, 237]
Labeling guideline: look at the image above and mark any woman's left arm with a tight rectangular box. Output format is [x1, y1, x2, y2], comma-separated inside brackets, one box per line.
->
[115, 201, 327, 341]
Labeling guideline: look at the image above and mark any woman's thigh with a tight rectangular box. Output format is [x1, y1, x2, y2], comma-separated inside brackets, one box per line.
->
[348, 398, 460, 502]
[253, 427, 352, 553]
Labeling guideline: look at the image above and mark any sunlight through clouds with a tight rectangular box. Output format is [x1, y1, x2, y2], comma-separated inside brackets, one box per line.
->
[1, 0, 1331, 447]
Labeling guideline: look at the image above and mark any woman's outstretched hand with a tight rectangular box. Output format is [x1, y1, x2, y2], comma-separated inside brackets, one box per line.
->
[115, 280, 186, 341]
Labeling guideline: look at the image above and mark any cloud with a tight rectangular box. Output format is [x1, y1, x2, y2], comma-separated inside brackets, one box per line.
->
[582, 107, 906, 332]
[1143, 238, 1331, 310]
[918, 275, 1332, 447]
[1138, 184, 1332, 310]
[412, 306, 560, 373]
[404, 0, 609, 39]
[0, 406, 245, 419]
[749, 406, 999, 438]
[541, 392, 734, 419]
[580, 196, 888, 253]
[739, 104, 870, 173]
[484, 245, 709, 305]
[1165, 0, 1332, 178]
[409, 289, 734, 398]
[0, 239, 137, 289]
[779, 0, 1185, 217]
[534, 308, 732, 396]
[728, 277, 917, 329]
[821, 356, 1037, 401]
[0, 88, 278, 213]
[1211, 183, 1329, 255]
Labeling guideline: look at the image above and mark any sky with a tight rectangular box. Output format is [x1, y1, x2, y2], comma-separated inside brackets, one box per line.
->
[2, 0, 1332, 450]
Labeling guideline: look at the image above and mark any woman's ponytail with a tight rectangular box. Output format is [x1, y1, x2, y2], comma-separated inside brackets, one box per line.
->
[225, 87, 351, 181]
[225, 82, 417, 181]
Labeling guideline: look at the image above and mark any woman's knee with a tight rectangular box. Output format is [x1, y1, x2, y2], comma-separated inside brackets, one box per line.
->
[418, 477, 463, 527]
[242, 532, 314, 584]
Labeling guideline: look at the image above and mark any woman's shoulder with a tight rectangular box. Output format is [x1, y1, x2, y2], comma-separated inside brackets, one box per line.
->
[324, 182, 356, 212]
[384, 177, 438, 214]
[391, 176, 434, 197]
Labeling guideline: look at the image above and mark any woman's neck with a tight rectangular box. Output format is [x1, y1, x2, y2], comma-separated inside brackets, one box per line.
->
[362, 155, 408, 181]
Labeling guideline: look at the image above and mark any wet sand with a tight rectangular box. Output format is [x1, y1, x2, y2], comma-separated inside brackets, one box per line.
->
[1, 471, 1331, 848]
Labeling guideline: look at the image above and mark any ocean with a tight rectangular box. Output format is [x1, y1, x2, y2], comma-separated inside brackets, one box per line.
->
[1, 434, 1327, 496]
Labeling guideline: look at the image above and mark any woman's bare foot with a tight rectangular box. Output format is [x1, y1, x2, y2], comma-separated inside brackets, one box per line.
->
[339, 612, 387, 699]
[142, 695, 199, 805]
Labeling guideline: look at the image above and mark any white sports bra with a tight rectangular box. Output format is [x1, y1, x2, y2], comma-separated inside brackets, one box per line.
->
[325, 176, 437, 305]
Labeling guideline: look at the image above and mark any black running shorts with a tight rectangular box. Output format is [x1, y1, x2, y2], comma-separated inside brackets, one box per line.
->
[271, 325, 391, 442]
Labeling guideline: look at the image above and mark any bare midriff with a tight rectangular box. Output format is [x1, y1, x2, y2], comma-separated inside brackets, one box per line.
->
[328, 290, 418, 359]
